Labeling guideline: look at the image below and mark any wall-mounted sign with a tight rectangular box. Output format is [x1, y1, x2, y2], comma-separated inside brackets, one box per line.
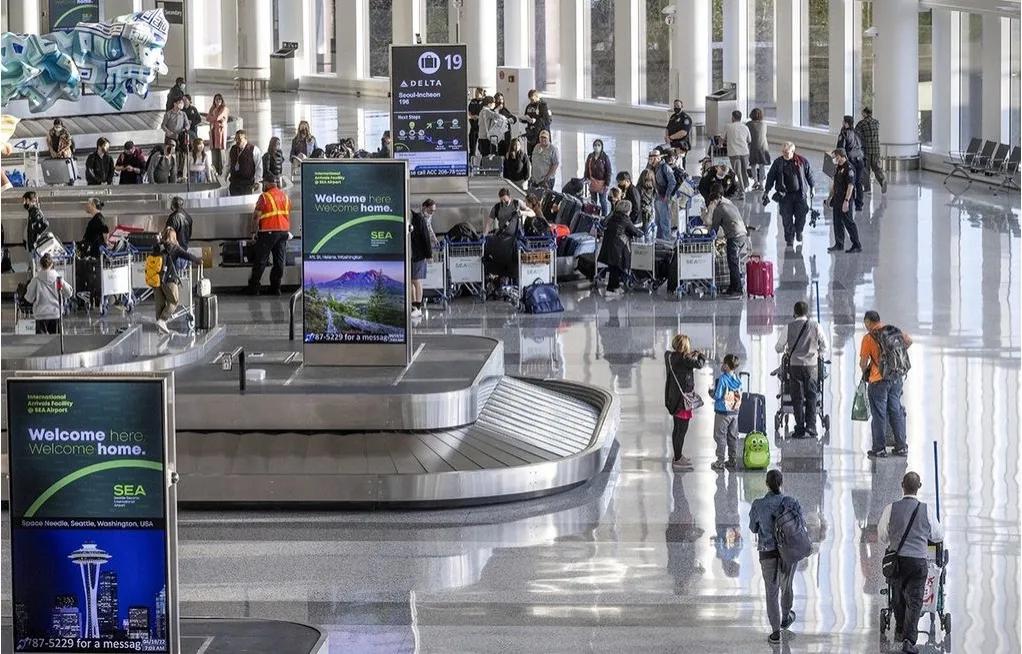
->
[6, 375, 178, 654]
[155, 1, 183, 25]
[301, 159, 410, 366]
[47, 0, 99, 30]
[390, 44, 468, 179]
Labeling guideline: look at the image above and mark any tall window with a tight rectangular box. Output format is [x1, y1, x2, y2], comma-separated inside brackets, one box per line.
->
[803, 0, 829, 127]
[194, 1, 223, 68]
[315, 0, 335, 73]
[959, 13, 983, 146]
[749, 0, 775, 119]
[1010, 19, 1021, 146]
[368, 0, 392, 78]
[590, 0, 616, 99]
[426, 0, 449, 43]
[711, 0, 724, 90]
[643, 0, 671, 106]
[860, 1, 875, 111]
[534, 0, 559, 93]
[919, 9, 933, 145]
[497, 0, 505, 67]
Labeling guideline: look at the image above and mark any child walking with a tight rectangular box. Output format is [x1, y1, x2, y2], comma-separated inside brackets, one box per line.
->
[711, 354, 743, 471]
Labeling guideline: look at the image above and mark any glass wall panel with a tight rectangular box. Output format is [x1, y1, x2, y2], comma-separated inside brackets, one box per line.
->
[426, 0, 449, 44]
[368, 0, 392, 78]
[590, 0, 616, 99]
[534, 0, 560, 93]
[959, 13, 983, 146]
[1010, 19, 1020, 146]
[195, 1, 223, 68]
[749, 0, 775, 119]
[803, 0, 829, 127]
[315, 0, 335, 73]
[711, 0, 724, 90]
[919, 9, 933, 145]
[643, 0, 671, 106]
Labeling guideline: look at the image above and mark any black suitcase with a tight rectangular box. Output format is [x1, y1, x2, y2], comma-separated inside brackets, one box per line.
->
[737, 371, 767, 434]
[220, 241, 252, 266]
[575, 253, 597, 280]
[75, 256, 101, 304]
[196, 294, 218, 330]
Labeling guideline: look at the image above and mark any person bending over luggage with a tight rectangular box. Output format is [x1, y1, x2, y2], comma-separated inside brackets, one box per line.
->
[664, 334, 706, 471]
[485, 187, 534, 234]
[153, 227, 202, 334]
[698, 163, 742, 204]
[878, 471, 944, 654]
[597, 200, 642, 296]
[616, 172, 642, 226]
[860, 310, 913, 458]
[749, 469, 805, 645]
[762, 142, 815, 247]
[24, 253, 74, 334]
[775, 301, 828, 438]
[503, 138, 531, 189]
[710, 354, 743, 471]
[81, 198, 109, 258]
[706, 183, 749, 297]
[86, 137, 115, 185]
[23, 191, 49, 254]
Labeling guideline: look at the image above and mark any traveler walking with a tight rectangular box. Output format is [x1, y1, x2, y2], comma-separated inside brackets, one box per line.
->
[651, 150, 677, 239]
[664, 334, 706, 471]
[502, 138, 531, 189]
[775, 301, 828, 438]
[747, 108, 771, 191]
[860, 310, 912, 457]
[665, 99, 693, 167]
[187, 138, 213, 185]
[152, 226, 202, 334]
[115, 141, 147, 184]
[529, 130, 560, 191]
[706, 184, 749, 296]
[262, 136, 285, 187]
[762, 142, 815, 247]
[837, 115, 866, 210]
[290, 120, 318, 163]
[468, 87, 486, 157]
[750, 469, 805, 644]
[85, 137, 114, 185]
[616, 172, 642, 226]
[227, 130, 262, 196]
[855, 107, 888, 194]
[22, 191, 48, 255]
[24, 253, 73, 334]
[584, 139, 613, 215]
[711, 354, 743, 471]
[410, 199, 435, 318]
[165, 197, 193, 250]
[723, 110, 752, 191]
[522, 89, 552, 156]
[206, 93, 229, 176]
[597, 200, 643, 295]
[878, 471, 944, 654]
[826, 148, 862, 253]
[246, 178, 291, 295]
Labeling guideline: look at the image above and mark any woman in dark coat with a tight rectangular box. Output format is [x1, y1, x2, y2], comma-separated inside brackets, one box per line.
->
[616, 171, 643, 226]
[597, 200, 643, 294]
[664, 333, 706, 470]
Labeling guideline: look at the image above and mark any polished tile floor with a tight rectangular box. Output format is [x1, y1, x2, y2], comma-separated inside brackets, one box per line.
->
[4, 90, 1021, 653]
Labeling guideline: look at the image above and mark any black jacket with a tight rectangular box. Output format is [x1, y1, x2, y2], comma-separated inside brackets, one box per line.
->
[664, 350, 706, 413]
[26, 206, 49, 251]
[166, 210, 193, 249]
[160, 242, 202, 285]
[764, 154, 815, 200]
[262, 150, 284, 182]
[698, 170, 743, 202]
[82, 213, 109, 258]
[410, 210, 433, 262]
[620, 184, 642, 224]
[523, 100, 551, 139]
[597, 210, 642, 269]
[85, 153, 114, 185]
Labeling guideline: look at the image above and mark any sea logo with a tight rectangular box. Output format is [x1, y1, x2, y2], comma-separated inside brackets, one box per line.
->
[417, 51, 441, 75]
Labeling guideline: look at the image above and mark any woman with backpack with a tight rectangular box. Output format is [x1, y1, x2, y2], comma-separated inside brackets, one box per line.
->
[150, 226, 202, 334]
[664, 333, 706, 471]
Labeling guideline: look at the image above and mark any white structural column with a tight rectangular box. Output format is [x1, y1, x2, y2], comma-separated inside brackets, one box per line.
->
[722, 0, 747, 105]
[873, 0, 919, 158]
[774, 0, 798, 126]
[463, 0, 498, 90]
[392, 0, 426, 45]
[503, 0, 531, 67]
[981, 15, 1009, 141]
[559, 0, 585, 100]
[220, 0, 239, 71]
[615, 0, 640, 105]
[336, 0, 367, 80]
[236, 0, 272, 78]
[930, 8, 953, 153]
[827, 0, 854, 131]
[274, 0, 308, 74]
[671, 0, 710, 117]
[7, 0, 41, 34]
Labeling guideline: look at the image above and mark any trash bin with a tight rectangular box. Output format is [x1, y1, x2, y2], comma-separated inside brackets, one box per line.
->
[705, 84, 738, 137]
[270, 42, 299, 92]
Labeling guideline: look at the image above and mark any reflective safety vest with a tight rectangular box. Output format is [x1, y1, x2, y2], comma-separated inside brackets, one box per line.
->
[256, 187, 291, 231]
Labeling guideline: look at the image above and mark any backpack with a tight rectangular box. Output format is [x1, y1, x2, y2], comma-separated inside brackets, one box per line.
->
[773, 497, 812, 567]
[522, 280, 563, 314]
[447, 222, 479, 242]
[144, 252, 164, 288]
[671, 166, 688, 197]
[871, 326, 911, 380]
[743, 431, 770, 469]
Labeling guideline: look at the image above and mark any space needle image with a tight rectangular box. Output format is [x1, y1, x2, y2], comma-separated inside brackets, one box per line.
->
[68, 543, 111, 638]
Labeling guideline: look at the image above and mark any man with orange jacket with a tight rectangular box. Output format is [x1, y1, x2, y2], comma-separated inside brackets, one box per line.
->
[247, 177, 291, 295]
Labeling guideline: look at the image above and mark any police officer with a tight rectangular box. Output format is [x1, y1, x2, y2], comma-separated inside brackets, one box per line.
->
[247, 177, 291, 295]
[827, 148, 862, 253]
[665, 99, 693, 168]
[775, 301, 828, 438]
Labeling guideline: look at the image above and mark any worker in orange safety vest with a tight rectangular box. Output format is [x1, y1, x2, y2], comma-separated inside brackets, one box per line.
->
[246, 177, 292, 295]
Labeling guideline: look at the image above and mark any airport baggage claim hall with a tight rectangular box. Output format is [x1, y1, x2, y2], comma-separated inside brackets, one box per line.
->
[0, 1, 1019, 652]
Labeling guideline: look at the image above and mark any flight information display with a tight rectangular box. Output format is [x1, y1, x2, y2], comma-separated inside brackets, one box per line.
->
[390, 44, 468, 177]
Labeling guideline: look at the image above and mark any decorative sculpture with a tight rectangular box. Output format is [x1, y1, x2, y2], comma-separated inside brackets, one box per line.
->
[0, 8, 169, 113]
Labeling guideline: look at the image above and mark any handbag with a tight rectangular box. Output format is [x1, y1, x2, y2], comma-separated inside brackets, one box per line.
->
[852, 378, 870, 421]
[882, 502, 922, 579]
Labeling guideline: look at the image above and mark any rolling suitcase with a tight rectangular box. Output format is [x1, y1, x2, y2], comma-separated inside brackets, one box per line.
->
[196, 294, 218, 329]
[746, 255, 774, 298]
[475, 154, 502, 176]
[737, 371, 767, 434]
[41, 158, 75, 186]
[559, 233, 596, 257]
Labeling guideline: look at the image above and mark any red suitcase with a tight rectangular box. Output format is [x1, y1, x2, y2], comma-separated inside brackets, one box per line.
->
[746, 255, 774, 298]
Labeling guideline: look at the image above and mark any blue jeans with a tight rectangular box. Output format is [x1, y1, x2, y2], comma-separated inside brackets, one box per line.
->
[654, 197, 672, 239]
[590, 187, 610, 216]
[867, 377, 907, 451]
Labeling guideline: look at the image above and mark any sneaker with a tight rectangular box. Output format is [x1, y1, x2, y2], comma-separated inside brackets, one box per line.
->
[672, 458, 694, 471]
[155, 319, 170, 334]
[710, 460, 726, 472]
[723, 460, 736, 470]
[781, 610, 796, 629]
[827, 244, 844, 252]
[867, 449, 888, 458]
[795, 232, 803, 243]
[893, 447, 908, 457]
[410, 307, 423, 318]
[846, 245, 862, 253]
[768, 631, 781, 645]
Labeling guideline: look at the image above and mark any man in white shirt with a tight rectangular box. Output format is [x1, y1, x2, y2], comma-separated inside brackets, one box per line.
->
[723, 110, 752, 192]
[775, 301, 828, 438]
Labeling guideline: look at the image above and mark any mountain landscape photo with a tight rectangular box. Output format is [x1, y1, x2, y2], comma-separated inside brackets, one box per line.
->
[304, 261, 406, 341]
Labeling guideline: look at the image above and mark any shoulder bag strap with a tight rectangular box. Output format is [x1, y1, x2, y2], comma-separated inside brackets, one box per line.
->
[894, 501, 922, 555]
[668, 354, 684, 394]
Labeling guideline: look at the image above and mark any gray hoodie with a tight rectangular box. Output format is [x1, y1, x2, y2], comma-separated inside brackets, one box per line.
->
[24, 268, 73, 320]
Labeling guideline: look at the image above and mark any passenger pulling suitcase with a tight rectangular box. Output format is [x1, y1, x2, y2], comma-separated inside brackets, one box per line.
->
[737, 371, 767, 434]
[196, 294, 218, 329]
[746, 255, 774, 298]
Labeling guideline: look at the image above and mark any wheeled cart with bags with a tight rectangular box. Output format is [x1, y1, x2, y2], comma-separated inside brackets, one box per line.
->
[880, 543, 951, 651]
[675, 232, 717, 298]
[772, 281, 831, 439]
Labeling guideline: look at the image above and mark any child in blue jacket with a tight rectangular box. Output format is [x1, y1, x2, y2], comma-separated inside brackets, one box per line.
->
[711, 354, 743, 470]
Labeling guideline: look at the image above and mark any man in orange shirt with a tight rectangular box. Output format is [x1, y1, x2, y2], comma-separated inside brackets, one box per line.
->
[247, 178, 291, 295]
[859, 310, 913, 458]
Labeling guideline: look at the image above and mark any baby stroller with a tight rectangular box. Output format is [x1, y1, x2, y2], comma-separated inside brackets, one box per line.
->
[772, 281, 832, 439]
[879, 543, 952, 651]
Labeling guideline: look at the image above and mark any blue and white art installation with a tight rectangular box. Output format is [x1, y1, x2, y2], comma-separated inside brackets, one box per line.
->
[0, 9, 170, 113]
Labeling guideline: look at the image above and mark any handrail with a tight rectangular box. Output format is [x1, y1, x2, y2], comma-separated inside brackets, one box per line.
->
[238, 347, 246, 393]
[288, 288, 302, 341]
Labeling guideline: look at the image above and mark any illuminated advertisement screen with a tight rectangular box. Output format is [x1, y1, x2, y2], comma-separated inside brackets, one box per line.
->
[6, 376, 176, 654]
[390, 44, 468, 177]
[301, 159, 410, 366]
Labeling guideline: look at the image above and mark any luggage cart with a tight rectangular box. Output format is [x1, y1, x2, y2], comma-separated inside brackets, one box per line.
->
[515, 235, 556, 309]
[97, 245, 135, 316]
[630, 240, 657, 293]
[165, 261, 200, 332]
[131, 247, 156, 304]
[32, 243, 77, 303]
[880, 544, 951, 651]
[675, 233, 717, 298]
[423, 241, 449, 309]
[447, 239, 486, 300]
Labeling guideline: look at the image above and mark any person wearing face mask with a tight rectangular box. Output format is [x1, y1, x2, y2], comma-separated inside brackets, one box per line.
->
[522, 89, 552, 156]
[615, 172, 642, 226]
[166, 77, 186, 110]
[665, 99, 693, 168]
[649, 150, 677, 239]
[81, 197, 109, 258]
[410, 199, 438, 318]
[584, 139, 613, 216]
[698, 163, 743, 203]
[763, 142, 816, 247]
[468, 87, 486, 158]
[529, 130, 560, 191]
[85, 137, 114, 185]
[636, 168, 657, 238]
[493, 93, 518, 156]
[23, 191, 49, 255]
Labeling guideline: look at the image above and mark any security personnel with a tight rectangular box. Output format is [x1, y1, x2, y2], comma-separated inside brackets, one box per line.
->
[247, 177, 291, 295]
[826, 148, 862, 253]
